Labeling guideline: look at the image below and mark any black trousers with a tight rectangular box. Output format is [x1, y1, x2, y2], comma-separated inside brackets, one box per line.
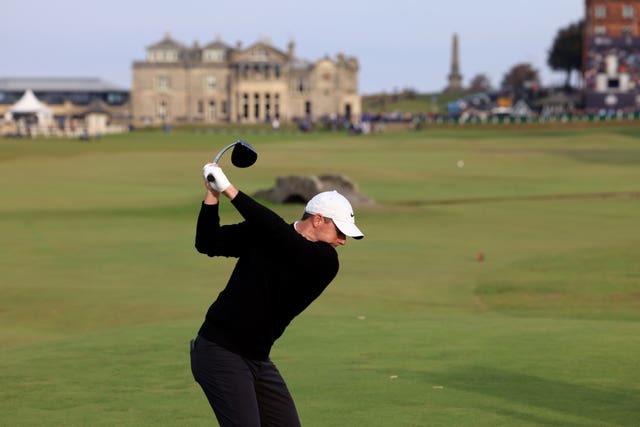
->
[190, 335, 301, 427]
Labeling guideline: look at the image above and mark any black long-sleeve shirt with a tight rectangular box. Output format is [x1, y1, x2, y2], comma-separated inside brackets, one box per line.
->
[195, 191, 339, 360]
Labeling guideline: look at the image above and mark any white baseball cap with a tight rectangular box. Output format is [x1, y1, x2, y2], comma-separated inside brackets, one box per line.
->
[305, 190, 364, 239]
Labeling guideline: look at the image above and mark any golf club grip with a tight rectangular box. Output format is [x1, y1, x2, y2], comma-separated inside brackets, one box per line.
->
[207, 145, 228, 184]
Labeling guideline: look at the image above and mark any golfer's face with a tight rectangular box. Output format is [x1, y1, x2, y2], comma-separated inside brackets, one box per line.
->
[319, 217, 346, 248]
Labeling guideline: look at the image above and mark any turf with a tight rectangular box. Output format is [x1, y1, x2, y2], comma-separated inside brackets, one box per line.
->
[1, 126, 639, 426]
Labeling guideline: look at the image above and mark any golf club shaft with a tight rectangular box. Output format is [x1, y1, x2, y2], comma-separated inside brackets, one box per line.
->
[207, 143, 237, 182]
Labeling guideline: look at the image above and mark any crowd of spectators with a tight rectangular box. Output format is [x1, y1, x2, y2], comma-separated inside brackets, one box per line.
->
[584, 45, 640, 91]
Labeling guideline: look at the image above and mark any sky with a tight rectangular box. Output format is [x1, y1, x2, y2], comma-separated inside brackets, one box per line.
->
[2, 0, 584, 95]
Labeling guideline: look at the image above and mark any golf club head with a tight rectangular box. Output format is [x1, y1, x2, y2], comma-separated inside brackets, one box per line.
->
[230, 140, 258, 168]
[207, 140, 258, 183]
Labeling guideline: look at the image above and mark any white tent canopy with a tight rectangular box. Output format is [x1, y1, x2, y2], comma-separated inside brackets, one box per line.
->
[6, 89, 52, 121]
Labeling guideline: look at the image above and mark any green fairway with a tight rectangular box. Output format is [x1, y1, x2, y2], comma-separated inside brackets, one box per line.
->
[1, 127, 639, 426]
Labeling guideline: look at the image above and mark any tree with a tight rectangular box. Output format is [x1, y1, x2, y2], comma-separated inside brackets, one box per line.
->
[501, 63, 540, 98]
[548, 20, 583, 89]
[468, 73, 492, 92]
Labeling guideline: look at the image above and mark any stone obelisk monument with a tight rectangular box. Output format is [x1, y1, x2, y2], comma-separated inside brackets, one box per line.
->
[445, 33, 463, 92]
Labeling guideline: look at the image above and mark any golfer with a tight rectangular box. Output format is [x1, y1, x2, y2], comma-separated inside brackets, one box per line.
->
[191, 163, 364, 426]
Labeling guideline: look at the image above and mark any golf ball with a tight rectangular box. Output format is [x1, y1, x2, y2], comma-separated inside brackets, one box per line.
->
[457, 160, 465, 168]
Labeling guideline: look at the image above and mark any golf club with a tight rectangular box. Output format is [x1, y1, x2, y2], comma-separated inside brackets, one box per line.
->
[206, 139, 258, 182]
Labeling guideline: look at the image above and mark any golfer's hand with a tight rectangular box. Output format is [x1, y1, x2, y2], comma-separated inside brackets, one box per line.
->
[203, 163, 231, 193]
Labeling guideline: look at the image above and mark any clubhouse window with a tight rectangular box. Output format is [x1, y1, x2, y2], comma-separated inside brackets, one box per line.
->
[296, 78, 306, 94]
[156, 76, 170, 91]
[204, 50, 224, 62]
[208, 101, 216, 120]
[205, 76, 217, 90]
[157, 100, 169, 119]
[69, 93, 90, 105]
[40, 93, 65, 105]
[254, 93, 260, 119]
[265, 93, 271, 119]
[243, 93, 249, 119]
[106, 92, 127, 105]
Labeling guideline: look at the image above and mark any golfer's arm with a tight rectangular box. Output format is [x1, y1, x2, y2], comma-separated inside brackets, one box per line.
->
[195, 202, 220, 254]
[204, 189, 219, 205]
[230, 190, 284, 229]
[202, 183, 237, 205]
[195, 202, 249, 257]
[222, 185, 239, 201]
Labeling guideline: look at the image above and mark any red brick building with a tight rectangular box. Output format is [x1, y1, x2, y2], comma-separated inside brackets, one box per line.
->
[584, 0, 640, 110]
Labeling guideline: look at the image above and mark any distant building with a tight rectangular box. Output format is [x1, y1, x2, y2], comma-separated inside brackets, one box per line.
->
[0, 77, 130, 127]
[583, 0, 640, 110]
[131, 33, 361, 126]
[444, 33, 463, 92]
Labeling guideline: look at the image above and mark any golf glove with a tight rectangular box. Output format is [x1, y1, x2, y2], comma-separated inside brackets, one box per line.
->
[203, 164, 231, 192]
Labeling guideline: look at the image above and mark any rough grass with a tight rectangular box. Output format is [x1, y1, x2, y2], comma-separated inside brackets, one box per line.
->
[1, 127, 639, 426]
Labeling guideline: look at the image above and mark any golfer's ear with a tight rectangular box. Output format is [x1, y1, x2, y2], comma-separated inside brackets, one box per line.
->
[312, 214, 324, 227]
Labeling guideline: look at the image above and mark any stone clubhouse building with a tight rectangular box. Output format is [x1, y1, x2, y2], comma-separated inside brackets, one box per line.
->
[131, 33, 361, 126]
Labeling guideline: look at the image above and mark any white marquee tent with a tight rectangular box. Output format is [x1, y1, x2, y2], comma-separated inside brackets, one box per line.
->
[5, 89, 52, 122]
